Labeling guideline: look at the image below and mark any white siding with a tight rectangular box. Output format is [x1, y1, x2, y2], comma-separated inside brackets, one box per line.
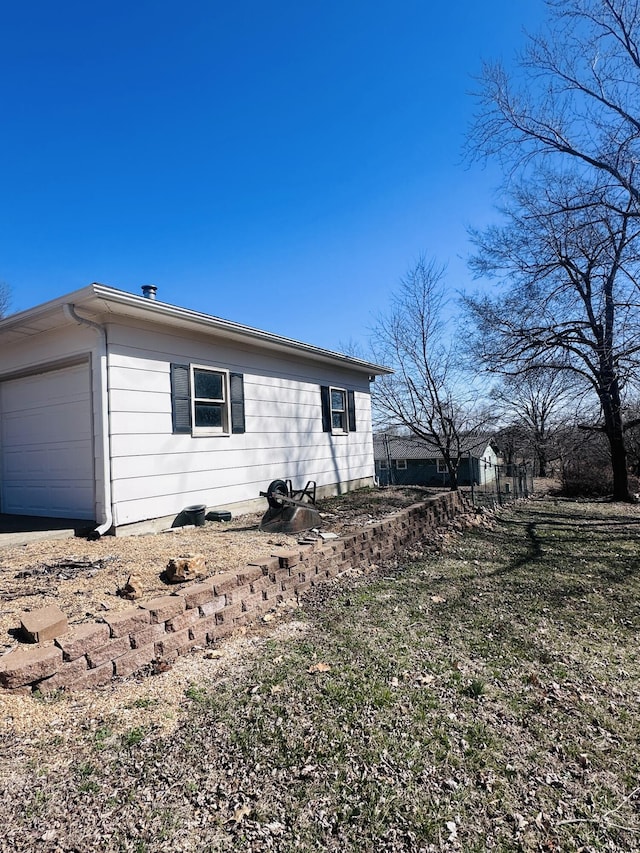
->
[106, 322, 375, 526]
[0, 363, 95, 518]
[0, 324, 103, 522]
[478, 444, 499, 485]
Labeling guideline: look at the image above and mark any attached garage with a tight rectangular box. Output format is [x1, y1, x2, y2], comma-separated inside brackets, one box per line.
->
[0, 283, 390, 534]
[0, 362, 95, 519]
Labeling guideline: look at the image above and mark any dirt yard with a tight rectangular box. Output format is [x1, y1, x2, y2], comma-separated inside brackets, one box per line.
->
[0, 486, 436, 656]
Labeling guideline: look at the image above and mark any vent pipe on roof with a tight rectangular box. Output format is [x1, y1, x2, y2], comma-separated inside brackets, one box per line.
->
[141, 284, 157, 300]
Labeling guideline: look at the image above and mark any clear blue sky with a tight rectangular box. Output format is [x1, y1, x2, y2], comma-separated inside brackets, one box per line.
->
[0, 0, 545, 352]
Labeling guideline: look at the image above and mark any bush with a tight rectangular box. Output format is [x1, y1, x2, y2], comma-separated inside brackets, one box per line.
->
[559, 429, 614, 498]
[561, 463, 613, 497]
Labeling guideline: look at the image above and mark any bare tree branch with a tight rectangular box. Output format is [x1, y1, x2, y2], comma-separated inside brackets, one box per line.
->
[371, 258, 489, 490]
[0, 282, 10, 319]
[466, 174, 640, 500]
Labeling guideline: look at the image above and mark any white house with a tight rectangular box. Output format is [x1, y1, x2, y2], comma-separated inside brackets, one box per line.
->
[0, 284, 390, 535]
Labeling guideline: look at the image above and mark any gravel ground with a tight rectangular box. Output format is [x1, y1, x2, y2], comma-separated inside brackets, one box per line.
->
[0, 487, 437, 656]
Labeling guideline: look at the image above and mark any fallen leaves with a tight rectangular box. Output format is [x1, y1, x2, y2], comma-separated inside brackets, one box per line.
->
[307, 662, 332, 674]
[231, 803, 251, 824]
[3, 497, 640, 852]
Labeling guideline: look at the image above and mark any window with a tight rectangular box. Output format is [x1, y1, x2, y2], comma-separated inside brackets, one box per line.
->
[331, 388, 347, 432]
[193, 366, 226, 432]
[379, 459, 389, 470]
[396, 459, 407, 470]
[437, 459, 448, 474]
[171, 363, 245, 436]
[320, 386, 357, 434]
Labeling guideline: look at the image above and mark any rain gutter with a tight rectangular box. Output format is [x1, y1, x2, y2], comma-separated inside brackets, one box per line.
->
[63, 304, 113, 537]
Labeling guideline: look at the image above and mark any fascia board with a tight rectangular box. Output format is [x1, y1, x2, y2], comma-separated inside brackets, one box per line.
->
[0, 282, 392, 377]
[87, 284, 392, 376]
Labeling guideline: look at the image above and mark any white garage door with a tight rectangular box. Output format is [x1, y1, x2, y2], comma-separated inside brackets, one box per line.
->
[0, 363, 95, 519]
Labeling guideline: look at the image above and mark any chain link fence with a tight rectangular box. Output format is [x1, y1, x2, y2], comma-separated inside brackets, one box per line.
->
[468, 462, 534, 507]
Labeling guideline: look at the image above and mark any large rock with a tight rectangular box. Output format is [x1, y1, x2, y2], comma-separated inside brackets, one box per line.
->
[118, 573, 144, 600]
[165, 554, 206, 583]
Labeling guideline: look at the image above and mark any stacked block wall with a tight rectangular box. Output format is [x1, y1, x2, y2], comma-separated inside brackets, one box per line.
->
[0, 491, 470, 693]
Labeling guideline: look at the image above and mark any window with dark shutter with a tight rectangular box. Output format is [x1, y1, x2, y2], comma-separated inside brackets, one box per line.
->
[170, 363, 191, 433]
[320, 385, 331, 432]
[321, 385, 355, 434]
[230, 372, 245, 434]
[171, 363, 243, 436]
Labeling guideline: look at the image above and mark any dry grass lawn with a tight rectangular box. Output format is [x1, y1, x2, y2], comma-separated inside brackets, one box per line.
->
[1, 492, 639, 851]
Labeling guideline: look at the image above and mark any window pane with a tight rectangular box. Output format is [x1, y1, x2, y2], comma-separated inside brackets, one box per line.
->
[195, 402, 223, 428]
[194, 369, 223, 400]
[332, 411, 345, 430]
[331, 389, 345, 411]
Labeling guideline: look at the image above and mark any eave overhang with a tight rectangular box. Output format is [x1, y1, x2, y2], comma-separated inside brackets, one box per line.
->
[0, 283, 392, 377]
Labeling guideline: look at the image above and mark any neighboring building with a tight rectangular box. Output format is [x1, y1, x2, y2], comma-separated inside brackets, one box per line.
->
[374, 433, 498, 487]
[0, 284, 390, 533]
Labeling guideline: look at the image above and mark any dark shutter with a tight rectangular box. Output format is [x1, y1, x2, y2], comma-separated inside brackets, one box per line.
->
[320, 385, 331, 432]
[171, 363, 191, 433]
[347, 390, 357, 432]
[230, 372, 245, 434]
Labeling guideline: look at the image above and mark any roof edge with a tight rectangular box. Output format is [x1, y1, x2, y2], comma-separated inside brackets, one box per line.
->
[0, 283, 392, 376]
[90, 284, 391, 375]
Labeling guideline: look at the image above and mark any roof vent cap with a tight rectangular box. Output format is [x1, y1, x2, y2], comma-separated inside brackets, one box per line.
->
[141, 284, 157, 300]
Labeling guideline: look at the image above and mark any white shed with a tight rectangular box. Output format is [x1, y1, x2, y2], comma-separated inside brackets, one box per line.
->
[0, 284, 390, 534]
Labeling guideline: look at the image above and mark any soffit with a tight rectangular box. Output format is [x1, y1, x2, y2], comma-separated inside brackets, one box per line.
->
[0, 284, 392, 377]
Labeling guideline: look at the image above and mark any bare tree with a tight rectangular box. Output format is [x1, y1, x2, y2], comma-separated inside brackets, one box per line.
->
[371, 258, 487, 490]
[471, 0, 640, 211]
[467, 0, 640, 500]
[490, 369, 570, 476]
[466, 177, 640, 500]
[0, 282, 10, 318]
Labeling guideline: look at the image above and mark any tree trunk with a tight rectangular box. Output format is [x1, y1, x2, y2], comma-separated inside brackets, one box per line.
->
[608, 429, 631, 501]
[600, 378, 632, 501]
[536, 446, 547, 478]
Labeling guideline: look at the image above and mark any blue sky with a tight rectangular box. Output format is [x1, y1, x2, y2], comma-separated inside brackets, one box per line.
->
[0, 1, 546, 352]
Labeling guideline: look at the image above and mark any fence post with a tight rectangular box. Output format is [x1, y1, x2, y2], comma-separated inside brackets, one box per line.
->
[469, 451, 475, 505]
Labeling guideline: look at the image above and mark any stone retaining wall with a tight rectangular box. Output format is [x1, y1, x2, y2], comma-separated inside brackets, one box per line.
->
[0, 491, 472, 693]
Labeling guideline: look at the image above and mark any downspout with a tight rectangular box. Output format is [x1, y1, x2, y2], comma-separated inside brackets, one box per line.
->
[63, 304, 113, 537]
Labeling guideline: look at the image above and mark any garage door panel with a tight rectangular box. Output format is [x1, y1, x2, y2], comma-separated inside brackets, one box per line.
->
[2, 373, 89, 411]
[2, 482, 95, 517]
[1, 364, 95, 519]
[3, 442, 93, 479]
[3, 404, 92, 446]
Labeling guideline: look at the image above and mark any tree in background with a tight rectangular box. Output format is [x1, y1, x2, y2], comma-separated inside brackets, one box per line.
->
[467, 179, 640, 500]
[556, 422, 616, 496]
[371, 258, 488, 491]
[472, 0, 640, 211]
[468, 0, 640, 501]
[490, 369, 570, 477]
[0, 282, 10, 318]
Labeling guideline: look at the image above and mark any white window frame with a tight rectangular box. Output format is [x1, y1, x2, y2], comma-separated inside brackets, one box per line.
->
[329, 386, 348, 434]
[190, 364, 230, 436]
[437, 459, 448, 474]
[395, 459, 407, 470]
